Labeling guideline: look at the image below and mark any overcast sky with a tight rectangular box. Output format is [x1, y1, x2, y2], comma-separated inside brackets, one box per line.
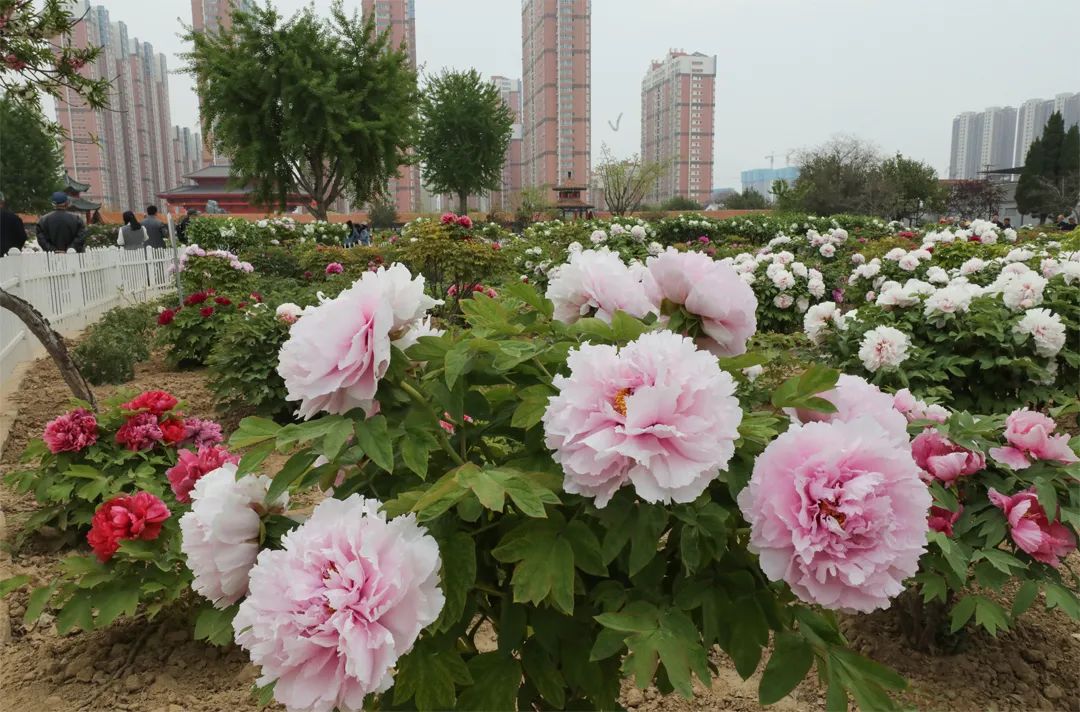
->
[92, 0, 1080, 188]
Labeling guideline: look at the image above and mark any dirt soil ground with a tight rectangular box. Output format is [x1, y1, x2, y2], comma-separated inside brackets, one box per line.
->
[2, 353, 1078, 711]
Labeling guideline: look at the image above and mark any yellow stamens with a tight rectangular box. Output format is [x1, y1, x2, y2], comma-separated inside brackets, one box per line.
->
[612, 388, 632, 417]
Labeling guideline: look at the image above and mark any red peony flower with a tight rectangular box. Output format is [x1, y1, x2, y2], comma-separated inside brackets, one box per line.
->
[87, 492, 170, 562]
[440, 212, 456, 225]
[200, 306, 215, 318]
[214, 296, 232, 306]
[122, 390, 178, 416]
[116, 413, 164, 451]
[184, 292, 208, 306]
[43, 408, 98, 454]
[456, 215, 473, 229]
[238, 301, 248, 309]
[157, 308, 176, 326]
[160, 418, 187, 445]
[250, 292, 263, 303]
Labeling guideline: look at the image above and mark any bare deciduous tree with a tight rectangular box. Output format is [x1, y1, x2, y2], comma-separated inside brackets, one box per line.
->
[594, 145, 667, 216]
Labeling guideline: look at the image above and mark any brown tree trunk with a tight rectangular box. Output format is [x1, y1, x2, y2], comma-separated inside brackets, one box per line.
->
[0, 287, 96, 410]
[458, 191, 468, 217]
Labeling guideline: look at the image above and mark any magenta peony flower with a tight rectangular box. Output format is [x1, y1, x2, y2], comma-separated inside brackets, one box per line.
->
[440, 212, 456, 225]
[543, 331, 742, 507]
[456, 215, 473, 229]
[278, 264, 440, 420]
[645, 248, 758, 357]
[989, 408, 1079, 470]
[115, 412, 164, 451]
[788, 374, 909, 446]
[545, 248, 657, 324]
[182, 417, 224, 448]
[910, 429, 985, 484]
[738, 418, 931, 612]
[988, 488, 1076, 567]
[167, 445, 241, 503]
[180, 463, 287, 608]
[42, 408, 99, 453]
[233, 495, 444, 711]
[928, 504, 962, 537]
[325, 262, 344, 275]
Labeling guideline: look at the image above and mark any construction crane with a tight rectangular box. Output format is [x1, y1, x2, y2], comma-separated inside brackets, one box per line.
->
[765, 152, 776, 170]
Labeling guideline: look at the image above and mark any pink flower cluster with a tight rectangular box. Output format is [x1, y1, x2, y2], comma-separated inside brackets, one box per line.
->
[233, 495, 444, 711]
[989, 409, 1079, 470]
[87, 492, 171, 562]
[542, 331, 742, 507]
[182, 418, 224, 448]
[325, 262, 344, 275]
[440, 212, 472, 229]
[988, 488, 1076, 567]
[115, 412, 164, 451]
[738, 417, 931, 612]
[43, 408, 99, 454]
[166, 445, 241, 503]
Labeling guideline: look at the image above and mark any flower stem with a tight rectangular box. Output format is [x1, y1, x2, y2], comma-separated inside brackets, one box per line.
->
[399, 381, 466, 466]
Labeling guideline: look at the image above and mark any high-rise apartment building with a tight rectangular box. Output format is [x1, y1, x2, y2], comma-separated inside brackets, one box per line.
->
[640, 50, 716, 206]
[171, 126, 203, 185]
[490, 76, 524, 212]
[55, 1, 193, 210]
[521, 0, 591, 193]
[950, 92, 1079, 178]
[191, 0, 253, 165]
[363, 0, 420, 214]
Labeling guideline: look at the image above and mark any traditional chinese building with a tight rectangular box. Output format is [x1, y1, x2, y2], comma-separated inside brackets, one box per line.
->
[158, 165, 311, 214]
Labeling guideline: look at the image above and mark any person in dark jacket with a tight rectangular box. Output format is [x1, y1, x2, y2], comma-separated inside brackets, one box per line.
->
[142, 205, 168, 248]
[0, 191, 28, 255]
[176, 209, 198, 244]
[36, 192, 87, 252]
[358, 223, 372, 246]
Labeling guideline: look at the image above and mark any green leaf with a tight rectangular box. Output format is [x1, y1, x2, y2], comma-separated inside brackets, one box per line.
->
[433, 532, 476, 633]
[56, 592, 93, 634]
[729, 613, 765, 679]
[276, 415, 347, 448]
[492, 519, 576, 614]
[595, 601, 659, 633]
[401, 429, 438, 479]
[456, 653, 521, 711]
[949, 595, 977, 633]
[458, 466, 506, 511]
[354, 415, 393, 472]
[1011, 580, 1040, 619]
[266, 451, 319, 503]
[511, 385, 554, 431]
[522, 639, 566, 708]
[24, 584, 56, 626]
[610, 310, 650, 342]
[236, 440, 274, 476]
[411, 468, 469, 521]
[974, 596, 1009, 636]
[321, 418, 355, 461]
[564, 520, 606, 576]
[629, 505, 669, 576]
[1035, 479, 1059, 521]
[759, 634, 814, 705]
[1043, 582, 1080, 619]
[93, 584, 140, 628]
[623, 609, 710, 699]
[394, 639, 472, 711]
[771, 364, 840, 412]
[0, 575, 30, 599]
[229, 416, 281, 448]
[975, 549, 1026, 574]
[194, 604, 238, 646]
[444, 340, 473, 388]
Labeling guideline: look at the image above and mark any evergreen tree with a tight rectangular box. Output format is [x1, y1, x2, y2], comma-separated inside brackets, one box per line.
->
[184, 2, 418, 219]
[1016, 113, 1080, 222]
[0, 97, 63, 213]
[416, 69, 514, 215]
[1015, 137, 1045, 220]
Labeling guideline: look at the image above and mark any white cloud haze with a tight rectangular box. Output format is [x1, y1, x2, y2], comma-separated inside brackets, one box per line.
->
[95, 0, 1079, 188]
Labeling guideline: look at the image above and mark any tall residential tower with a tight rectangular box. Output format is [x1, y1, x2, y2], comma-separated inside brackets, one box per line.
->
[640, 50, 716, 206]
[363, 0, 420, 214]
[521, 0, 591, 193]
[191, 0, 253, 165]
[490, 76, 524, 212]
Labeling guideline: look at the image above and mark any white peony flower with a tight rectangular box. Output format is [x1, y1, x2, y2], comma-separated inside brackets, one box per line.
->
[884, 248, 906, 261]
[771, 270, 796, 290]
[851, 253, 866, 265]
[275, 302, 303, 324]
[742, 364, 764, 382]
[858, 326, 910, 372]
[630, 225, 647, 241]
[791, 262, 808, 278]
[819, 243, 836, 258]
[803, 301, 840, 344]
[590, 230, 608, 244]
[773, 251, 795, 265]
[1003, 228, 1017, 242]
[897, 254, 920, 271]
[1058, 261, 1080, 284]
[796, 297, 810, 313]
[773, 294, 794, 309]
[567, 241, 583, 253]
[926, 266, 949, 284]
[923, 283, 978, 316]
[807, 279, 826, 298]
[647, 241, 663, 256]
[960, 258, 986, 275]
[1001, 272, 1047, 310]
[1014, 308, 1066, 357]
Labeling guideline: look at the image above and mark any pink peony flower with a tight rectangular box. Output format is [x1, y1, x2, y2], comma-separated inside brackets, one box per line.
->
[738, 418, 931, 612]
[325, 262, 344, 275]
[180, 463, 287, 608]
[115, 412, 164, 451]
[928, 505, 962, 537]
[167, 445, 241, 503]
[910, 429, 985, 484]
[545, 248, 657, 325]
[543, 331, 742, 507]
[892, 388, 949, 424]
[645, 248, 758, 357]
[278, 264, 440, 420]
[456, 215, 473, 229]
[233, 495, 444, 711]
[988, 488, 1076, 567]
[440, 212, 456, 225]
[182, 418, 224, 449]
[989, 409, 1079, 470]
[87, 492, 171, 562]
[42, 408, 99, 453]
[788, 374, 910, 446]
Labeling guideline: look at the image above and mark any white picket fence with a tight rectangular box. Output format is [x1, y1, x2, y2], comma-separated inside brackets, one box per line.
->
[0, 247, 178, 395]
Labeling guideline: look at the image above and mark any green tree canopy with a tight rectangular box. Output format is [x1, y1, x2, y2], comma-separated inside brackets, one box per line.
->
[660, 196, 702, 211]
[0, 96, 63, 213]
[183, 2, 418, 219]
[879, 153, 945, 224]
[595, 146, 668, 216]
[722, 189, 769, 210]
[416, 69, 514, 215]
[1016, 113, 1080, 222]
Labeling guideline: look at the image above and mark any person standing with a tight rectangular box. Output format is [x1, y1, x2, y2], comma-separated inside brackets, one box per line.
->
[358, 222, 372, 246]
[344, 220, 359, 247]
[142, 205, 168, 248]
[0, 191, 28, 255]
[176, 209, 198, 244]
[117, 211, 149, 250]
[36, 192, 87, 252]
